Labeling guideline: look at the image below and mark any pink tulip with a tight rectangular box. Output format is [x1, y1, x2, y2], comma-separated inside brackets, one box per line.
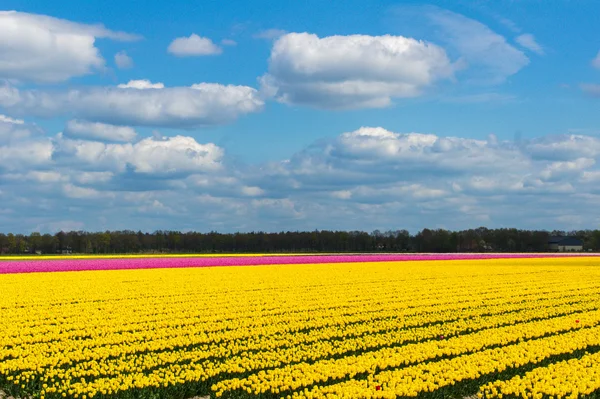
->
[0, 253, 598, 274]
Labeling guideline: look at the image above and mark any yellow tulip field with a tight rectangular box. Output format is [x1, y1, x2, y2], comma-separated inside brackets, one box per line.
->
[1, 256, 600, 399]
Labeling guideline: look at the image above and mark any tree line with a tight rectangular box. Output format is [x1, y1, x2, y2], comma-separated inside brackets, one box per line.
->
[0, 227, 599, 254]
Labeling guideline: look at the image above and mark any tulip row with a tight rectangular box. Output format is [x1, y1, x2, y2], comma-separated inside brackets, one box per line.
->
[2, 274, 594, 379]
[481, 350, 600, 398]
[24, 292, 598, 396]
[1, 253, 596, 274]
[212, 309, 600, 397]
[1, 257, 600, 399]
[3, 263, 576, 355]
[296, 326, 600, 399]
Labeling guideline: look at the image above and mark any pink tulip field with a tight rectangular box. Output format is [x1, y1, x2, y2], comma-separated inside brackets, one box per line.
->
[0, 252, 596, 274]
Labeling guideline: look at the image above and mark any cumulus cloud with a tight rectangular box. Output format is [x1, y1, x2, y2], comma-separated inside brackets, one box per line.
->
[0, 11, 140, 83]
[0, 129, 257, 232]
[117, 79, 165, 89]
[53, 134, 224, 174]
[24, 170, 66, 183]
[167, 34, 222, 56]
[326, 127, 528, 175]
[245, 128, 600, 212]
[582, 170, 600, 183]
[3, 124, 600, 233]
[241, 186, 265, 196]
[330, 190, 352, 200]
[74, 171, 114, 185]
[136, 199, 177, 215]
[114, 51, 133, 69]
[515, 34, 544, 55]
[236, 127, 600, 230]
[525, 134, 600, 161]
[261, 32, 454, 109]
[64, 120, 137, 142]
[539, 158, 595, 181]
[183, 174, 267, 200]
[0, 140, 53, 170]
[63, 183, 114, 199]
[0, 81, 264, 128]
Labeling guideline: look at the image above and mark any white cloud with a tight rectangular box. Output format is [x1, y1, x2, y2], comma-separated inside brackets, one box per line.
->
[232, 128, 600, 230]
[128, 136, 223, 174]
[261, 32, 454, 109]
[54, 134, 224, 174]
[27, 170, 66, 183]
[74, 171, 114, 184]
[592, 51, 600, 69]
[582, 170, 600, 182]
[114, 51, 133, 69]
[0, 82, 264, 128]
[0, 11, 140, 41]
[348, 183, 447, 202]
[117, 79, 165, 89]
[4, 124, 600, 233]
[0, 115, 39, 141]
[0, 114, 24, 124]
[0, 127, 600, 231]
[64, 120, 137, 142]
[137, 199, 176, 215]
[254, 29, 287, 40]
[4, 170, 67, 184]
[0, 140, 53, 170]
[539, 158, 595, 181]
[0, 11, 139, 83]
[331, 190, 352, 200]
[250, 128, 600, 209]
[63, 183, 114, 199]
[422, 7, 529, 83]
[515, 34, 544, 55]
[525, 134, 600, 161]
[328, 127, 527, 173]
[167, 34, 222, 56]
[241, 186, 265, 196]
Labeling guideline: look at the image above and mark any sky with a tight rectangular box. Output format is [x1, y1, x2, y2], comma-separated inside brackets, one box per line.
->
[1, 0, 600, 234]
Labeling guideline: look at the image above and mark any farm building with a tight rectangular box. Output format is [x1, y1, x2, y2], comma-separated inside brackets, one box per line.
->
[548, 236, 583, 252]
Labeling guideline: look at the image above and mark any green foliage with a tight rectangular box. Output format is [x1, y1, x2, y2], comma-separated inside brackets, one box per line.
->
[1, 227, 599, 255]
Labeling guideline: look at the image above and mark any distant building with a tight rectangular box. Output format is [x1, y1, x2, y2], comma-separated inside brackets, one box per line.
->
[548, 237, 583, 252]
[58, 246, 73, 255]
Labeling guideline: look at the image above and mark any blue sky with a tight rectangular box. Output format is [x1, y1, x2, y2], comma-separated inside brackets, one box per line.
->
[1, 0, 600, 234]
